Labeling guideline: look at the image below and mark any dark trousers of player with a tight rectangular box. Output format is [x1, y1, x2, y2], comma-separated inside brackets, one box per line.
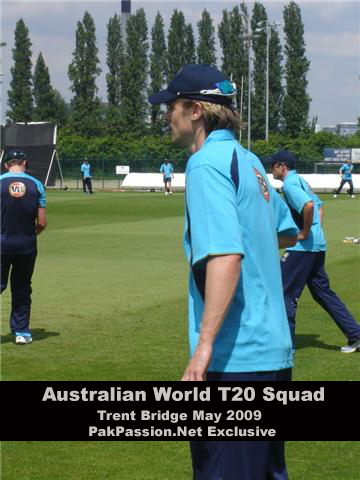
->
[1, 252, 37, 334]
[190, 369, 292, 480]
[83, 177, 93, 194]
[335, 179, 353, 196]
[281, 250, 360, 348]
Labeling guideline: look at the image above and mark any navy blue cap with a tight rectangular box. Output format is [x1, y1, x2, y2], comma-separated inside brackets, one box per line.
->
[269, 150, 296, 169]
[148, 64, 236, 106]
[5, 149, 27, 163]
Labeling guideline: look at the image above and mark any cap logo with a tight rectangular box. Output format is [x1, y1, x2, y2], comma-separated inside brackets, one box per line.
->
[9, 182, 26, 198]
[215, 80, 236, 95]
[253, 167, 270, 202]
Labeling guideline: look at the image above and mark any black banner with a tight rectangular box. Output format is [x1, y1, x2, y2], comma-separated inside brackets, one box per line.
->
[1, 123, 57, 185]
[2, 382, 358, 440]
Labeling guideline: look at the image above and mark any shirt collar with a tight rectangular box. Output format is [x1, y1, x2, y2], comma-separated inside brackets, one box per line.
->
[203, 129, 235, 146]
[283, 170, 297, 183]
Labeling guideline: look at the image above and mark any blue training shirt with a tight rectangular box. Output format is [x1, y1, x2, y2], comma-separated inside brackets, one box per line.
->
[160, 163, 173, 178]
[340, 163, 353, 181]
[282, 170, 326, 252]
[81, 163, 91, 178]
[0, 172, 46, 254]
[184, 129, 298, 373]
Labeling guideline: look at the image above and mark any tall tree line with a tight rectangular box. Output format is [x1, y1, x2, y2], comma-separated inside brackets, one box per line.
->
[7, 3, 310, 140]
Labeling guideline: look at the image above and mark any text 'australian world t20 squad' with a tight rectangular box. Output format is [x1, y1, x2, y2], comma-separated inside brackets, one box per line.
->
[42, 386, 325, 405]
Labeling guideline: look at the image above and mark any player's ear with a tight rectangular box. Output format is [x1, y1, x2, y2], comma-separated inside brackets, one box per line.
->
[191, 101, 204, 121]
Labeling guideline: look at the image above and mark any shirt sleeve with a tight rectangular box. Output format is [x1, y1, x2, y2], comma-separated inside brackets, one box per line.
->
[160, 165, 163, 173]
[283, 182, 312, 215]
[186, 164, 244, 265]
[314, 193, 323, 208]
[36, 180, 46, 207]
[270, 187, 299, 236]
[340, 165, 345, 173]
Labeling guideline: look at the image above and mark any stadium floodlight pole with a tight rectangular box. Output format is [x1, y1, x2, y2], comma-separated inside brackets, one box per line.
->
[255, 21, 281, 141]
[239, 75, 244, 142]
[254, 20, 269, 141]
[0, 42, 6, 126]
[265, 22, 270, 142]
[247, 32, 251, 150]
[246, 16, 252, 150]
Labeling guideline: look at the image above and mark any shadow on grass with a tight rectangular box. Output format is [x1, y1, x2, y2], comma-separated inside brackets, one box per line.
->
[1, 328, 60, 344]
[295, 334, 339, 351]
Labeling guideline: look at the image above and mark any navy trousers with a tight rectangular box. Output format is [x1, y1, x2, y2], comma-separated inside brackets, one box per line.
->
[83, 177, 93, 193]
[281, 250, 360, 347]
[190, 369, 291, 480]
[335, 179, 353, 196]
[1, 252, 37, 334]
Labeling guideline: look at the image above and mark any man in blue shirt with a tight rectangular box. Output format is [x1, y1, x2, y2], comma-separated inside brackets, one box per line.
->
[149, 64, 299, 480]
[80, 158, 93, 194]
[271, 150, 360, 353]
[160, 159, 174, 195]
[334, 159, 355, 198]
[1, 149, 47, 345]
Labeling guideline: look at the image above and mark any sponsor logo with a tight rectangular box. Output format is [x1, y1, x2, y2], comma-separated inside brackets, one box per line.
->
[253, 167, 270, 202]
[281, 252, 289, 262]
[9, 182, 26, 197]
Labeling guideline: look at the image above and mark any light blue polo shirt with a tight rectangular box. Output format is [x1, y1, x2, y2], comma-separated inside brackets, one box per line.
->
[340, 163, 353, 180]
[160, 163, 173, 178]
[81, 163, 91, 178]
[282, 170, 326, 252]
[184, 129, 298, 373]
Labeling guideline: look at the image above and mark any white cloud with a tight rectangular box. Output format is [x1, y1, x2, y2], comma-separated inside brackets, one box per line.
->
[306, 32, 360, 58]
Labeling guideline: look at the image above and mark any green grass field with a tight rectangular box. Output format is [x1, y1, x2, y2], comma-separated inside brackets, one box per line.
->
[1, 191, 359, 478]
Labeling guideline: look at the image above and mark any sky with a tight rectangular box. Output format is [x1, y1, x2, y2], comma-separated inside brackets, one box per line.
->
[0, 0, 359, 128]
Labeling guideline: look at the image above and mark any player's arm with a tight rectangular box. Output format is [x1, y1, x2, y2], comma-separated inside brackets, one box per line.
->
[339, 166, 344, 177]
[270, 186, 299, 248]
[181, 254, 241, 382]
[36, 207, 47, 235]
[278, 235, 297, 249]
[319, 205, 324, 225]
[299, 201, 314, 240]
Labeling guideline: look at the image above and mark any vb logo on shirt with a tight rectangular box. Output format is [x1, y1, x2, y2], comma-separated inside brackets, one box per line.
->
[253, 167, 270, 202]
[9, 182, 26, 198]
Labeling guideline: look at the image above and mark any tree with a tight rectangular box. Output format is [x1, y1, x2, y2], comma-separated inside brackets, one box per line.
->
[7, 18, 33, 122]
[197, 9, 216, 66]
[167, 10, 186, 80]
[121, 8, 149, 134]
[268, 26, 283, 133]
[251, 2, 268, 140]
[52, 89, 68, 127]
[149, 12, 167, 133]
[105, 14, 124, 135]
[218, 4, 249, 127]
[282, 2, 310, 136]
[184, 24, 196, 64]
[106, 14, 123, 106]
[68, 11, 102, 136]
[32, 52, 57, 122]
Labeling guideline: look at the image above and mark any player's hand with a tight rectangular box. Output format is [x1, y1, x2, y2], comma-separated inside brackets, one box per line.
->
[181, 342, 212, 381]
[297, 230, 307, 241]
